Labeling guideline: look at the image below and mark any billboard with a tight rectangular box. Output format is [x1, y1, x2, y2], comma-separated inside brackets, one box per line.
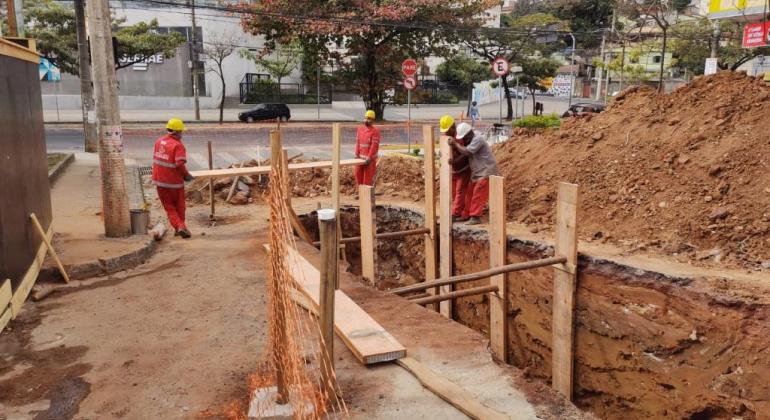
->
[742, 22, 770, 48]
[709, 0, 768, 19]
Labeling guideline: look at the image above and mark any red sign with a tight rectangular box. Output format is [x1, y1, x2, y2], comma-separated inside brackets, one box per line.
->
[402, 58, 418, 77]
[403, 76, 416, 90]
[742, 22, 770, 48]
[492, 57, 509, 76]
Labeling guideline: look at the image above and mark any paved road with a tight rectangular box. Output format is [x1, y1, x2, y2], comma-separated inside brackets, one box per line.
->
[46, 122, 500, 170]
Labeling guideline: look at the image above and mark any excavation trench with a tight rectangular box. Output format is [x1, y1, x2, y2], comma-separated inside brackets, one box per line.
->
[300, 206, 770, 420]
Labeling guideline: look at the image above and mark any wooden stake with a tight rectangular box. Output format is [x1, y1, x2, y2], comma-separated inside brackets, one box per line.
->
[358, 185, 376, 285]
[438, 134, 453, 318]
[423, 126, 439, 311]
[281, 149, 291, 194]
[29, 213, 69, 284]
[332, 123, 345, 268]
[270, 133, 314, 244]
[208, 141, 215, 220]
[318, 209, 338, 399]
[552, 182, 579, 400]
[488, 176, 508, 363]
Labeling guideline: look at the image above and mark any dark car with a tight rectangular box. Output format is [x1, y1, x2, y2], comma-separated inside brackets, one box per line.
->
[561, 102, 606, 118]
[238, 103, 291, 122]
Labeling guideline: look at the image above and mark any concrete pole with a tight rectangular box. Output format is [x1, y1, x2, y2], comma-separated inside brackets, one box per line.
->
[711, 20, 721, 59]
[568, 33, 576, 107]
[596, 30, 606, 101]
[86, 0, 131, 238]
[189, 0, 201, 120]
[74, 0, 98, 153]
[318, 208, 338, 399]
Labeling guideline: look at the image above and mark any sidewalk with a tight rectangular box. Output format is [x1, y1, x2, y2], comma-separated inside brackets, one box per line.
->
[45, 153, 156, 279]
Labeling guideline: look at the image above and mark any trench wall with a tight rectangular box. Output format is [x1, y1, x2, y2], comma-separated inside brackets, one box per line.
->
[301, 206, 770, 419]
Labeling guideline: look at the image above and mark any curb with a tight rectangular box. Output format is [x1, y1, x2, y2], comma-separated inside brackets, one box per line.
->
[48, 153, 75, 187]
[40, 236, 158, 282]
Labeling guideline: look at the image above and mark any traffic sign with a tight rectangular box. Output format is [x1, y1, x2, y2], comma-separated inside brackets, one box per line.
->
[492, 57, 509, 76]
[403, 76, 416, 90]
[402, 58, 418, 77]
[510, 65, 523, 73]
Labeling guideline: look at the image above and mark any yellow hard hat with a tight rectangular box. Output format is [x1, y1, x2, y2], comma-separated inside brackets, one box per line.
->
[166, 118, 186, 132]
[365, 110, 376, 120]
[439, 115, 455, 133]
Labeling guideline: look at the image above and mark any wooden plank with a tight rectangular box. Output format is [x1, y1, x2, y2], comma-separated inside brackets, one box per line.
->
[207, 141, 215, 219]
[30, 213, 70, 283]
[10, 226, 53, 317]
[0, 307, 11, 333]
[282, 245, 406, 364]
[488, 176, 508, 363]
[332, 123, 344, 269]
[439, 134, 453, 318]
[0, 280, 11, 311]
[423, 125, 439, 311]
[359, 185, 376, 285]
[396, 357, 510, 420]
[189, 159, 365, 178]
[552, 182, 579, 400]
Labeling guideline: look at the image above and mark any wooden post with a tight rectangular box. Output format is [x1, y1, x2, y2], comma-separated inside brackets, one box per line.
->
[29, 213, 70, 284]
[317, 208, 338, 399]
[358, 185, 376, 285]
[423, 126, 439, 311]
[438, 134, 453, 318]
[281, 149, 291, 194]
[489, 176, 508, 362]
[552, 182, 579, 400]
[268, 130, 289, 404]
[271, 133, 314, 244]
[331, 123, 344, 268]
[207, 141, 215, 220]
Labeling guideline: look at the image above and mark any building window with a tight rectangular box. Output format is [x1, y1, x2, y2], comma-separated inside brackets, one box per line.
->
[652, 55, 662, 64]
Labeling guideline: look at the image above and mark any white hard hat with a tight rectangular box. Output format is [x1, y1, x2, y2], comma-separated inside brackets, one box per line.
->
[455, 122, 472, 140]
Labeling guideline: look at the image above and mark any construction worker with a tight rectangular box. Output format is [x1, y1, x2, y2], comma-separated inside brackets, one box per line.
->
[151, 118, 194, 238]
[354, 110, 380, 186]
[440, 115, 472, 222]
[448, 122, 499, 225]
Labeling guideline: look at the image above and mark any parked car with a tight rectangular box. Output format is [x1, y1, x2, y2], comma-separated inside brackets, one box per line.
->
[238, 103, 291, 122]
[561, 102, 606, 118]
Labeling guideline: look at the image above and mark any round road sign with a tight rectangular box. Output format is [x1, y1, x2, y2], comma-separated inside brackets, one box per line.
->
[403, 76, 416, 90]
[492, 57, 509, 77]
[402, 58, 418, 77]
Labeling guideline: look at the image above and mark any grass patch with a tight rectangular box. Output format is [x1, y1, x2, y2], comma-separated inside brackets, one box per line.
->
[513, 113, 561, 129]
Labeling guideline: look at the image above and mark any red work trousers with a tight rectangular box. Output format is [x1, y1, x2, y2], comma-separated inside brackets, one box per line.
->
[355, 158, 377, 186]
[157, 187, 187, 230]
[451, 169, 472, 218]
[467, 177, 490, 218]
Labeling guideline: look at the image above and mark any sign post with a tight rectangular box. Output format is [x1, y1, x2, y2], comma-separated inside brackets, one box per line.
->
[510, 65, 523, 120]
[492, 57, 510, 124]
[402, 58, 418, 154]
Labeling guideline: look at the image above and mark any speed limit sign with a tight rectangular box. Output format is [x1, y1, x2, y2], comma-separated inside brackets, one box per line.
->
[492, 57, 509, 76]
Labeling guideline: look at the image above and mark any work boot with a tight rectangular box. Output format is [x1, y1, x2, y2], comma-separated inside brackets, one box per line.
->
[465, 217, 482, 225]
[177, 228, 192, 239]
[452, 216, 469, 222]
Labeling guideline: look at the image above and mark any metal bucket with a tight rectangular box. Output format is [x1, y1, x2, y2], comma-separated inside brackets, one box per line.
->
[130, 209, 150, 235]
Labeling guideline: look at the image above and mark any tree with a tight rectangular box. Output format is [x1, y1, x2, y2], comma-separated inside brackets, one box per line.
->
[519, 57, 559, 113]
[435, 55, 490, 91]
[670, 18, 770, 75]
[240, 45, 301, 86]
[465, 13, 566, 120]
[238, 0, 497, 120]
[22, 0, 185, 76]
[203, 32, 240, 124]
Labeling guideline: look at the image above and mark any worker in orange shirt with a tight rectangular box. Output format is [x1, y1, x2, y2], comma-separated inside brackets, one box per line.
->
[440, 115, 472, 222]
[151, 118, 194, 238]
[354, 110, 380, 186]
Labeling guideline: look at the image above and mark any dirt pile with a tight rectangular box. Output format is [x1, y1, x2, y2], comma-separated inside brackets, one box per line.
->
[340, 155, 427, 200]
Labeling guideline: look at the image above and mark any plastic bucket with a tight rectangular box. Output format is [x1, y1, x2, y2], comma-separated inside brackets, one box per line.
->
[130, 209, 150, 235]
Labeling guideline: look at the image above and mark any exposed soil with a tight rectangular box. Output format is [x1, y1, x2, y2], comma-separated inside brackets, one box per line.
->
[306, 205, 770, 420]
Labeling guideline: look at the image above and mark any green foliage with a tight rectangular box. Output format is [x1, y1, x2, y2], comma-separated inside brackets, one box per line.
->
[412, 148, 421, 156]
[240, 46, 301, 85]
[520, 58, 560, 93]
[21, 0, 185, 76]
[513, 113, 561, 128]
[435, 55, 489, 90]
[511, 0, 613, 48]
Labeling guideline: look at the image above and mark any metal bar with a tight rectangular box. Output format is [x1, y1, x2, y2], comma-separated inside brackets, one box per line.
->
[312, 227, 430, 246]
[391, 256, 567, 296]
[406, 292, 430, 301]
[412, 285, 499, 306]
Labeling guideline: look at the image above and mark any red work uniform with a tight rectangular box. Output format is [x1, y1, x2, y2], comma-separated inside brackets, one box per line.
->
[151, 133, 191, 231]
[451, 137, 472, 218]
[354, 124, 381, 186]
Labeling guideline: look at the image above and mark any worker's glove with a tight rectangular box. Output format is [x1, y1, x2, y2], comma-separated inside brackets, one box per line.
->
[364, 158, 371, 166]
[447, 138, 456, 146]
[184, 174, 194, 182]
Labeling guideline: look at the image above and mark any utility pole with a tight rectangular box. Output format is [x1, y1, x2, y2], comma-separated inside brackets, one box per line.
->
[86, 0, 131, 237]
[596, 29, 606, 101]
[190, 0, 201, 121]
[74, 0, 98, 153]
[711, 20, 721, 59]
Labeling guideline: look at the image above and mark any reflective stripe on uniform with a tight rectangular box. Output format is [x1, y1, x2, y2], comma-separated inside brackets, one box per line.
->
[153, 159, 177, 168]
[175, 156, 187, 161]
[152, 180, 185, 188]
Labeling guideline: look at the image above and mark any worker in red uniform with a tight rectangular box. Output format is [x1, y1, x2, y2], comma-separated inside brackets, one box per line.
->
[151, 118, 194, 238]
[448, 123, 499, 225]
[354, 110, 380, 186]
[440, 115, 472, 222]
